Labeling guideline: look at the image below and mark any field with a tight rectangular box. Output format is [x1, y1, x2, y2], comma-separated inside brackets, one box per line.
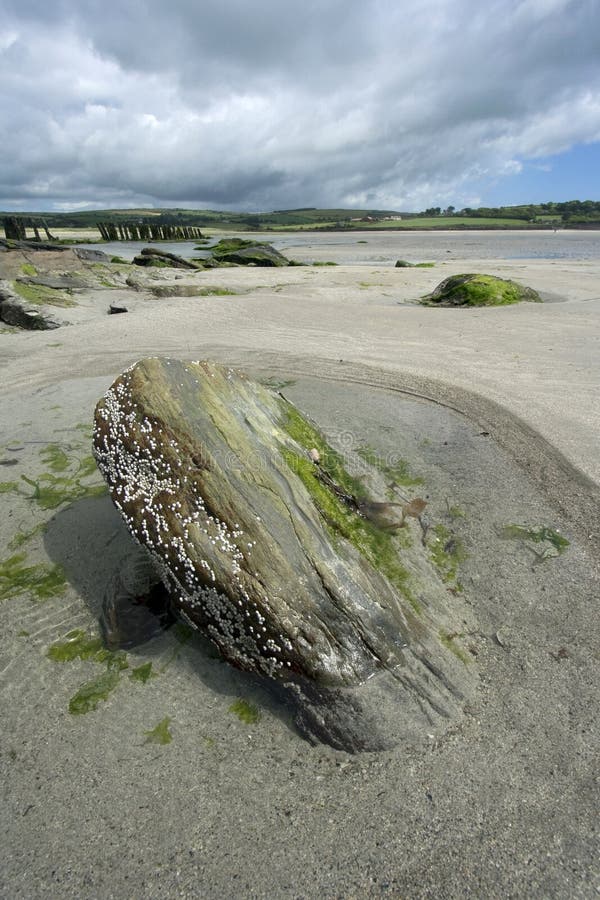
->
[2, 201, 599, 238]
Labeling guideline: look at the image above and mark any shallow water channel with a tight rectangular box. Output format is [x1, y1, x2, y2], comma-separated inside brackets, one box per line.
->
[77, 227, 600, 264]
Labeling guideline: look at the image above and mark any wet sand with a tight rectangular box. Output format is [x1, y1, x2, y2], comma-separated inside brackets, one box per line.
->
[1, 241, 599, 898]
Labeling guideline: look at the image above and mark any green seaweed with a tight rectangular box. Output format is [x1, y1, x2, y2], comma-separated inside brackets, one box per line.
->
[0, 552, 67, 601]
[20, 263, 37, 276]
[47, 628, 130, 715]
[78, 454, 101, 478]
[445, 501, 466, 520]
[279, 403, 418, 607]
[173, 623, 194, 643]
[440, 630, 471, 665]
[47, 628, 128, 670]
[197, 287, 238, 296]
[357, 446, 424, 486]
[69, 670, 121, 715]
[312, 260, 337, 266]
[3, 442, 107, 511]
[282, 448, 415, 608]
[395, 260, 434, 268]
[144, 716, 173, 744]
[130, 661, 154, 683]
[281, 404, 367, 501]
[39, 444, 70, 473]
[500, 523, 569, 557]
[0, 480, 19, 493]
[21, 472, 107, 509]
[229, 699, 261, 724]
[428, 524, 467, 585]
[12, 281, 76, 308]
[48, 628, 106, 662]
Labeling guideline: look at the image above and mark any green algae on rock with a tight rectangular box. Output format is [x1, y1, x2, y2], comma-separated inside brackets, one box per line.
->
[428, 524, 467, 586]
[143, 716, 173, 745]
[420, 273, 542, 307]
[93, 358, 476, 751]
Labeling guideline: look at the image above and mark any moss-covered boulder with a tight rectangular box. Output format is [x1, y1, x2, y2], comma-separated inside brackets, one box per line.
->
[93, 358, 475, 750]
[210, 238, 289, 267]
[420, 273, 542, 307]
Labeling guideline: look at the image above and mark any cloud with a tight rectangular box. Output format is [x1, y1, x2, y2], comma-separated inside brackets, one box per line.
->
[1, 0, 599, 210]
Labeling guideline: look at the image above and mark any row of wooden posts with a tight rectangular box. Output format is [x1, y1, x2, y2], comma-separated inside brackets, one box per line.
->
[97, 222, 204, 241]
[2, 217, 205, 243]
[3, 217, 56, 241]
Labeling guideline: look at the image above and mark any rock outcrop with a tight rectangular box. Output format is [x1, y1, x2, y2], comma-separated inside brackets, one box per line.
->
[94, 358, 475, 750]
[0, 238, 66, 252]
[210, 238, 290, 267]
[420, 273, 542, 306]
[132, 248, 201, 270]
[0, 280, 64, 330]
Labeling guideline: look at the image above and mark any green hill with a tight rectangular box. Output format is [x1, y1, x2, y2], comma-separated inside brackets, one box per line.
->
[2, 200, 600, 233]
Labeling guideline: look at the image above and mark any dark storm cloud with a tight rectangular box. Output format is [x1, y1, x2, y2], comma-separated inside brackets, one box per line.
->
[1, 0, 599, 210]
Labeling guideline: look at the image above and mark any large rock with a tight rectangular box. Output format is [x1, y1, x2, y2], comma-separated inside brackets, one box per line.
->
[210, 238, 289, 267]
[132, 247, 201, 270]
[420, 273, 542, 306]
[0, 280, 64, 330]
[94, 358, 475, 750]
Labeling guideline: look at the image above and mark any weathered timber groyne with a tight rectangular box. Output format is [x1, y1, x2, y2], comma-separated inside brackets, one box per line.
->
[97, 222, 204, 241]
[2, 216, 57, 242]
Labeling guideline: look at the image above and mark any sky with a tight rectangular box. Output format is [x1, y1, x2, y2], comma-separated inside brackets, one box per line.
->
[1, 0, 599, 213]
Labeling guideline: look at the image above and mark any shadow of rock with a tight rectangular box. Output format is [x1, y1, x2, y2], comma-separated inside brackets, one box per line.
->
[44, 496, 133, 619]
[43, 495, 299, 739]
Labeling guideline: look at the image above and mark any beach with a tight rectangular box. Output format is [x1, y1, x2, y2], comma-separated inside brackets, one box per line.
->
[1, 233, 599, 898]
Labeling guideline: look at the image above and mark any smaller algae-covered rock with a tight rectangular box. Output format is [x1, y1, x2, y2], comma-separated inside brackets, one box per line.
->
[132, 248, 201, 270]
[0, 281, 64, 330]
[210, 238, 289, 267]
[420, 273, 542, 307]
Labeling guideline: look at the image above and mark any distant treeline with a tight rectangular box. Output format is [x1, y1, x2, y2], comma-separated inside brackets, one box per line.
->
[420, 200, 600, 224]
